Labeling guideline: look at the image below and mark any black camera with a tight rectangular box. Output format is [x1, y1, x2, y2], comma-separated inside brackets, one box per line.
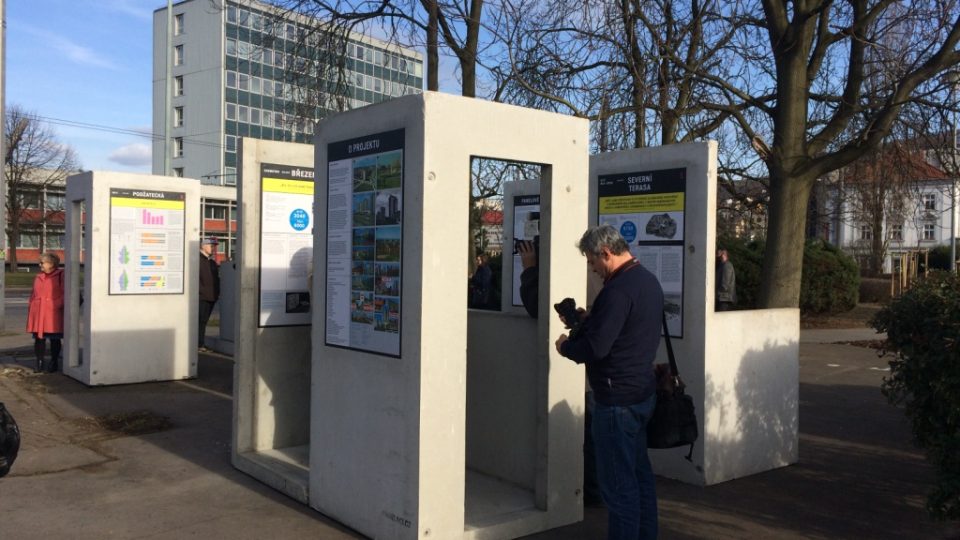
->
[553, 297, 582, 337]
[513, 235, 540, 258]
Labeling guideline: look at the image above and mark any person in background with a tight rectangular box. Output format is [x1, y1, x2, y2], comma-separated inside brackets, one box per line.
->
[199, 237, 221, 352]
[469, 253, 493, 309]
[715, 248, 737, 311]
[27, 252, 65, 373]
[555, 225, 663, 540]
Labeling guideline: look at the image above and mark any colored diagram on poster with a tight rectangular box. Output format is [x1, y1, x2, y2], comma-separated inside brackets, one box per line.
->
[109, 188, 186, 295]
[259, 163, 315, 327]
[598, 168, 686, 337]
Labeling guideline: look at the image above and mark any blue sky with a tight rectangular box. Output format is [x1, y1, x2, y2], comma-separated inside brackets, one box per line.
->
[7, 0, 156, 172]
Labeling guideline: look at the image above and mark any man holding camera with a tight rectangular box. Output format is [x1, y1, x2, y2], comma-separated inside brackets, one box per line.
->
[555, 225, 663, 540]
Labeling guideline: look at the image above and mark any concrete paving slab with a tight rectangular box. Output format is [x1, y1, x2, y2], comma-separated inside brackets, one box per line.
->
[0, 334, 957, 539]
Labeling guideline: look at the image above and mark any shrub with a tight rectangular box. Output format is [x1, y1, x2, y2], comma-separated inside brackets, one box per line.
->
[800, 239, 859, 314]
[717, 237, 859, 314]
[859, 277, 891, 304]
[927, 243, 958, 272]
[872, 271, 960, 520]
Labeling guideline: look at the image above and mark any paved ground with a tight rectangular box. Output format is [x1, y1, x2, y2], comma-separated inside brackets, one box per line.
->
[0, 311, 957, 539]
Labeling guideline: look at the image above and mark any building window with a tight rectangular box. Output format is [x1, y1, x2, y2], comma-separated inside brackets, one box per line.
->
[251, 108, 261, 125]
[174, 44, 184, 66]
[923, 223, 936, 241]
[225, 167, 237, 186]
[239, 73, 249, 91]
[175, 75, 184, 96]
[227, 5, 237, 23]
[205, 205, 227, 220]
[174, 137, 184, 158]
[226, 71, 237, 88]
[888, 223, 903, 241]
[859, 224, 872, 240]
[251, 76, 261, 95]
[923, 193, 937, 211]
[226, 38, 237, 57]
[46, 232, 64, 250]
[226, 103, 237, 121]
[173, 167, 184, 178]
[238, 106, 249, 123]
[262, 110, 273, 127]
[238, 9, 249, 27]
[174, 106, 184, 127]
[21, 191, 42, 209]
[174, 13, 184, 36]
[46, 192, 65, 210]
[225, 134, 237, 153]
[17, 231, 40, 249]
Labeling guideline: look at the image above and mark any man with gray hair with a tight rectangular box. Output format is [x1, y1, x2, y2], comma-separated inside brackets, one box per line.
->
[555, 224, 663, 540]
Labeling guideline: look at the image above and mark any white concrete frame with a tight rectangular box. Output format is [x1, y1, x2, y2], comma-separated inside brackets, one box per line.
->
[311, 92, 589, 539]
[589, 143, 800, 485]
[64, 172, 201, 386]
[232, 139, 315, 503]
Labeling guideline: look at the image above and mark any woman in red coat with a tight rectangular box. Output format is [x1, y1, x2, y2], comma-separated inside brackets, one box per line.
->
[26, 252, 64, 373]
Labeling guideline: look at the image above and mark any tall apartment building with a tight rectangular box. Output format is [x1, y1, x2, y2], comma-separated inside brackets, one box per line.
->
[152, 0, 424, 186]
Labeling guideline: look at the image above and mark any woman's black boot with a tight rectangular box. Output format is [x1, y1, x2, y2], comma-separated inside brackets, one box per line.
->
[34, 339, 46, 373]
[48, 340, 61, 373]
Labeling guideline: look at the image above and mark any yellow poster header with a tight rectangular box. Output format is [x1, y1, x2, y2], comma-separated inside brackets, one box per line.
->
[263, 177, 314, 195]
[111, 197, 185, 210]
[599, 192, 684, 215]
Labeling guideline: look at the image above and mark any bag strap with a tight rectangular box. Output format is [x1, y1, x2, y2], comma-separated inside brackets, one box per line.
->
[662, 311, 679, 378]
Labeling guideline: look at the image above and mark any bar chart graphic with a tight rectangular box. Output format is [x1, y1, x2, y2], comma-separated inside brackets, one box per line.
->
[141, 209, 165, 226]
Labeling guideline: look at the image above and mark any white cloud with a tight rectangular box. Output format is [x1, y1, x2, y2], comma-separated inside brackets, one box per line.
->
[23, 25, 119, 71]
[108, 143, 152, 167]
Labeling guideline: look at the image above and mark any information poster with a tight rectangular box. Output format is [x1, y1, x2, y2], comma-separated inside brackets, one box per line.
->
[597, 168, 686, 337]
[512, 194, 539, 307]
[259, 163, 315, 327]
[325, 129, 404, 357]
[109, 188, 186, 295]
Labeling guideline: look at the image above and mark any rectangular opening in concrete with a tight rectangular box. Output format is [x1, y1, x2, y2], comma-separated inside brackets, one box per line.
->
[66, 199, 85, 368]
[465, 157, 545, 531]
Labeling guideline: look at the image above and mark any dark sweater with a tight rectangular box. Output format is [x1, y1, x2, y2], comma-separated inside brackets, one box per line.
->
[560, 261, 663, 406]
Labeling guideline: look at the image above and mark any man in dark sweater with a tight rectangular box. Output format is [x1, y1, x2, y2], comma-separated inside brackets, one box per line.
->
[556, 225, 663, 540]
[198, 237, 221, 352]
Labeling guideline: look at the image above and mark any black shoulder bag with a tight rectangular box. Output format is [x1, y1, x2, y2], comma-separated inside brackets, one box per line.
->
[646, 312, 698, 461]
[0, 402, 21, 478]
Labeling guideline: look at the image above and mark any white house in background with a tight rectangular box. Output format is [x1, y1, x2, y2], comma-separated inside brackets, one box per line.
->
[814, 155, 957, 274]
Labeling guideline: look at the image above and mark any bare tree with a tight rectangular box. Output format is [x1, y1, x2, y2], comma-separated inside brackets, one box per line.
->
[270, 0, 494, 97]
[690, 0, 960, 307]
[4, 106, 80, 270]
[493, 0, 738, 150]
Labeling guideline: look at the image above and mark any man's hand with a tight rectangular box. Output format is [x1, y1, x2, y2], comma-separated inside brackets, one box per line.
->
[518, 240, 537, 270]
[555, 334, 568, 354]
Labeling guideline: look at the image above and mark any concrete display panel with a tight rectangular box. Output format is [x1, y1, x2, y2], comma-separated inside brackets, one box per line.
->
[312, 92, 589, 540]
[589, 143, 799, 486]
[63, 172, 201, 386]
[232, 139, 315, 504]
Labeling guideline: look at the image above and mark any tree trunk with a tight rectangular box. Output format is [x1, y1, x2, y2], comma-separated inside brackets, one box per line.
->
[7, 225, 18, 272]
[758, 172, 816, 308]
[427, 0, 438, 91]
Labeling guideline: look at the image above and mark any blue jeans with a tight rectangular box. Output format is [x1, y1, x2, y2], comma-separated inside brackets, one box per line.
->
[592, 394, 658, 540]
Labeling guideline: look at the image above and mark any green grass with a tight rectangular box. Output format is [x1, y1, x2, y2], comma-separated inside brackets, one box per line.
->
[4, 270, 86, 288]
[5, 271, 39, 288]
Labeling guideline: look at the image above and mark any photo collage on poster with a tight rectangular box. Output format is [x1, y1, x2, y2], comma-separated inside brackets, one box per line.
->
[349, 150, 402, 334]
[597, 168, 686, 338]
[326, 128, 405, 357]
